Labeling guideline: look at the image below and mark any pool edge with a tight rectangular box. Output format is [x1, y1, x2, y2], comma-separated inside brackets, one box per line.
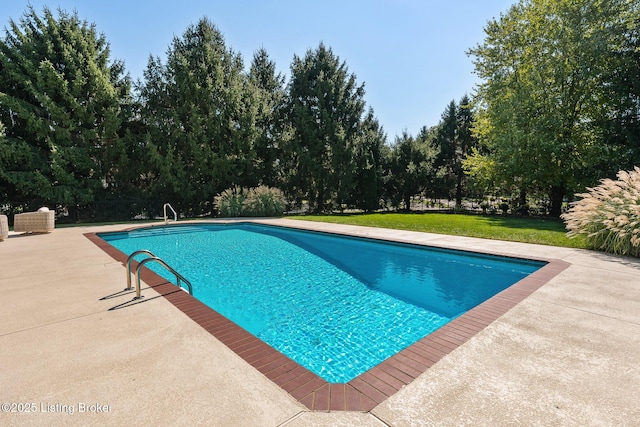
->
[83, 226, 570, 412]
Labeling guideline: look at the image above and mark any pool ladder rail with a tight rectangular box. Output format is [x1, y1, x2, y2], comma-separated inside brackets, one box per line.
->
[125, 250, 193, 300]
[163, 203, 177, 225]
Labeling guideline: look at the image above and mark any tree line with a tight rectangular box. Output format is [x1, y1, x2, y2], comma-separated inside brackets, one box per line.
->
[0, 7, 477, 220]
[1, 1, 639, 221]
[467, 0, 640, 216]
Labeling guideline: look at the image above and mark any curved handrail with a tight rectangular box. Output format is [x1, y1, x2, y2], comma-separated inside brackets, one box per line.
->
[164, 203, 177, 224]
[125, 250, 156, 290]
[134, 256, 193, 300]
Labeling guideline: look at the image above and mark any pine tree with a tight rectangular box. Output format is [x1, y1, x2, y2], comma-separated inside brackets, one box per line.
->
[351, 109, 388, 211]
[434, 100, 459, 202]
[385, 130, 438, 210]
[248, 48, 286, 188]
[0, 6, 131, 213]
[138, 18, 255, 215]
[432, 96, 477, 209]
[285, 43, 366, 212]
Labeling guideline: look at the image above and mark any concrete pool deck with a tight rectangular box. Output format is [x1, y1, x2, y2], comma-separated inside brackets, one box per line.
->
[1, 218, 638, 426]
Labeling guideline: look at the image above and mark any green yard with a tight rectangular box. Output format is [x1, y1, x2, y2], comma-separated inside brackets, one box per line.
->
[291, 212, 589, 248]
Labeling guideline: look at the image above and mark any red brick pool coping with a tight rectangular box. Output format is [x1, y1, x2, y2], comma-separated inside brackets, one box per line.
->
[85, 227, 570, 412]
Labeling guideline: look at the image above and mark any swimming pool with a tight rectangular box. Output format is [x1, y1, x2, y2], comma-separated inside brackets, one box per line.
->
[99, 223, 544, 384]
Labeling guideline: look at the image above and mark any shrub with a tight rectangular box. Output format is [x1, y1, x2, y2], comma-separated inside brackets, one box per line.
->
[243, 186, 286, 217]
[214, 186, 285, 217]
[562, 167, 640, 257]
[214, 186, 246, 217]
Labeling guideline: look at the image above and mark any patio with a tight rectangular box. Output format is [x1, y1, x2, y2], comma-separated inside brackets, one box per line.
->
[1, 218, 638, 426]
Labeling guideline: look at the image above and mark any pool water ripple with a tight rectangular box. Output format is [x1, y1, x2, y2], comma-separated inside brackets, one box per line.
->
[102, 223, 541, 383]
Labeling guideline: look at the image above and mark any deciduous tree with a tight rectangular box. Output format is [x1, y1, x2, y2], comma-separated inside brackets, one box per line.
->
[468, 0, 635, 216]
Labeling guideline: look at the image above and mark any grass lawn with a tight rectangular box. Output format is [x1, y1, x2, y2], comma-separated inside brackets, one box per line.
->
[290, 212, 589, 248]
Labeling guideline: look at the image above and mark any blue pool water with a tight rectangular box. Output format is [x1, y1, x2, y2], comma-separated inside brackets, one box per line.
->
[101, 223, 543, 383]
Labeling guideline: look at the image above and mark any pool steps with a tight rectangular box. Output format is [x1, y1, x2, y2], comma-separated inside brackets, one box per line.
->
[127, 225, 208, 238]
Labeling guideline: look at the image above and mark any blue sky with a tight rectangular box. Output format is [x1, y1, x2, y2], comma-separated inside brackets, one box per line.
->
[2, 1, 515, 140]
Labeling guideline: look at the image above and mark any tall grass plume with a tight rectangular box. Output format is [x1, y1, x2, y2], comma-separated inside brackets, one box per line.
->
[214, 186, 246, 217]
[215, 186, 285, 217]
[562, 167, 640, 257]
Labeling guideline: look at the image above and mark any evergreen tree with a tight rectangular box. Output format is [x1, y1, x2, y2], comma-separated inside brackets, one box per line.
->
[385, 130, 438, 210]
[0, 6, 132, 213]
[285, 43, 366, 212]
[248, 48, 286, 188]
[0, 121, 7, 203]
[433, 96, 477, 209]
[350, 109, 388, 211]
[434, 101, 458, 201]
[415, 125, 441, 201]
[138, 18, 255, 215]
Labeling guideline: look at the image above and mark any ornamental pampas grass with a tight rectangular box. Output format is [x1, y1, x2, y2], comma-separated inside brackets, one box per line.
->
[214, 186, 285, 217]
[562, 167, 640, 257]
[242, 186, 286, 217]
[214, 186, 246, 217]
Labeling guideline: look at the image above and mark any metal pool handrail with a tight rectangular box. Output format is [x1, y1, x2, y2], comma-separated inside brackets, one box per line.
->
[125, 250, 156, 291]
[164, 203, 177, 224]
[125, 250, 193, 299]
[134, 257, 193, 300]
